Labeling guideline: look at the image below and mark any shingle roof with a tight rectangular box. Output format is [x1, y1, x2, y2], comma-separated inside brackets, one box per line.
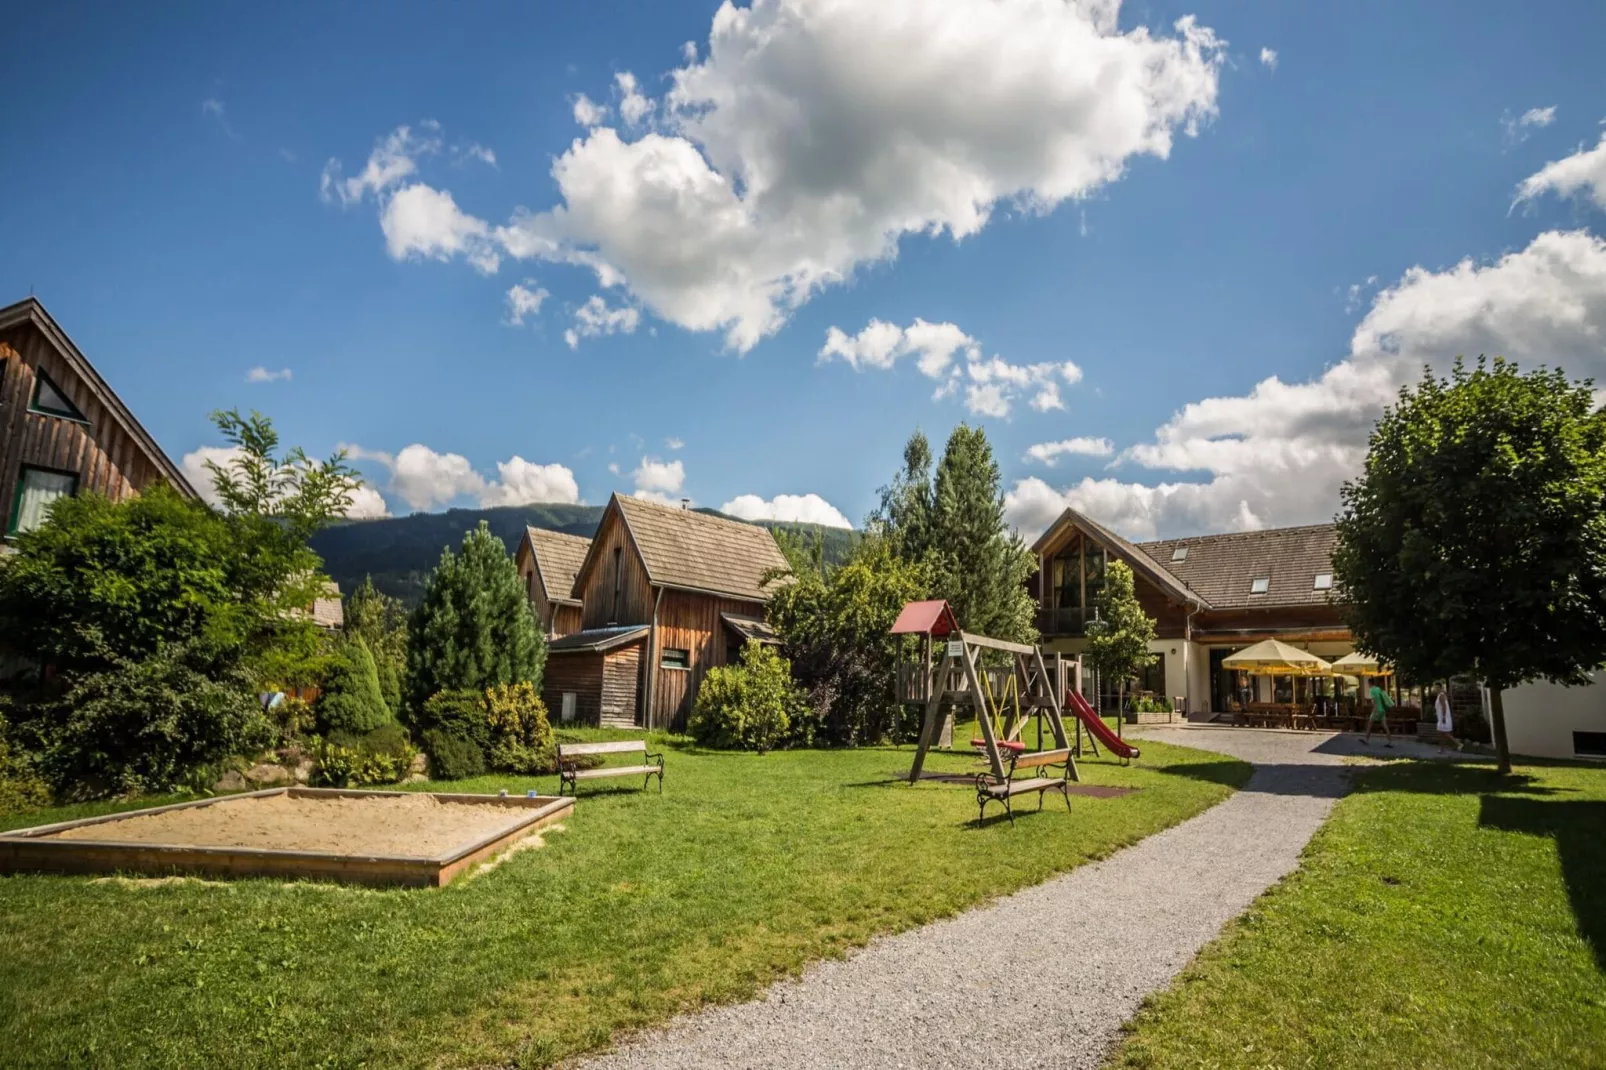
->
[721, 613, 779, 645]
[1141, 524, 1337, 610]
[526, 527, 591, 606]
[1032, 508, 1207, 608]
[613, 494, 789, 603]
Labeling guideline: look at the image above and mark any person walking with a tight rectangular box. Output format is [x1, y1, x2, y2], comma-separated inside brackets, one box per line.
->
[1362, 678, 1394, 747]
[1434, 687, 1459, 749]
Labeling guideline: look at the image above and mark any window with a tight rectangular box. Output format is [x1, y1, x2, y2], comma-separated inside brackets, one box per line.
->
[661, 648, 691, 670]
[1250, 576, 1270, 594]
[1171, 546, 1188, 562]
[29, 371, 87, 422]
[1313, 572, 1333, 590]
[9, 467, 78, 536]
[1575, 731, 1606, 758]
[610, 545, 623, 623]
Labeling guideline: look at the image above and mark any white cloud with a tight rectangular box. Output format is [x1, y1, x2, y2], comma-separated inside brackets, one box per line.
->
[358, 0, 1224, 350]
[245, 366, 292, 383]
[681, 41, 698, 63]
[615, 71, 655, 126]
[721, 492, 852, 528]
[666, 437, 684, 450]
[1006, 229, 1606, 541]
[344, 485, 392, 519]
[185, 445, 393, 518]
[202, 97, 239, 140]
[572, 93, 609, 127]
[381, 183, 500, 273]
[504, 281, 550, 325]
[1520, 105, 1557, 129]
[457, 142, 497, 167]
[347, 442, 580, 511]
[822, 318, 1082, 416]
[482, 456, 582, 506]
[631, 456, 685, 503]
[607, 461, 621, 475]
[564, 294, 640, 348]
[1259, 47, 1277, 71]
[1502, 105, 1558, 147]
[1515, 131, 1606, 211]
[819, 318, 978, 377]
[1024, 437, 1115, 465]
[321, 123, 441, 207]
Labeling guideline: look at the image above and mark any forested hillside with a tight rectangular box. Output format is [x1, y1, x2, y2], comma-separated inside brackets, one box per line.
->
[309, 503, 856, 607]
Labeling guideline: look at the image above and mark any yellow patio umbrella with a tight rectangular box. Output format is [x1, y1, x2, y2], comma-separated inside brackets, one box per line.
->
[1329, 650, 1392, 676]
[1220, 639, 1334, 676]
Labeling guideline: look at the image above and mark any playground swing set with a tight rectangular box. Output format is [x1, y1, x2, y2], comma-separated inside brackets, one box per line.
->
[891, 599, 1140, 825]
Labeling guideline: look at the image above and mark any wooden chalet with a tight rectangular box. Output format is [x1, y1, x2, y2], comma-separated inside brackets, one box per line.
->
[1030, 508, 1345, 718]
[542, 493, 786, 730]
[515, 527, 589, 638]
[0, 297, 194, 542]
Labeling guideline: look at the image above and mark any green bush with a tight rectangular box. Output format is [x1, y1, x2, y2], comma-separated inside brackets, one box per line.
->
[484, 681, 555, 774]
[31, 645, 270, 799]
[312, 724, 417, 788]
[0, 705, 50, 815]
[269, 696, 316, 743]
[1132, 694, 1173, 714]
[317, 636, 392, 734]
[420, 728, 485, 780]
[689, 642, 804, 753]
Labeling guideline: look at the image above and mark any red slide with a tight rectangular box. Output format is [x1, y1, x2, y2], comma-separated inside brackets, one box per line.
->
[1066, 689, 1141, 760]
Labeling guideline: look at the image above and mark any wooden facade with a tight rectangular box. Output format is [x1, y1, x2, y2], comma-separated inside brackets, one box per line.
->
[542, 639, 645, 728]
[0, 299, 192, 539]
[514, 531, 587, 638]
[549, 494, 789, 730]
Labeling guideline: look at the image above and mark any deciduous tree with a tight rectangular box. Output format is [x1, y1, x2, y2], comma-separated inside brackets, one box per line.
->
[1083, 560, 1157, 731]
[1333, 358, 1606, 774]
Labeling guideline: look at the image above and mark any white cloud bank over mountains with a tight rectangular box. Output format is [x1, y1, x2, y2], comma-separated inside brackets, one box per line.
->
[721, 493, 852, 529]
[1006, 228, 1606, 542]
[341, 443, 580, 513]
[325, 0, 1226, 349]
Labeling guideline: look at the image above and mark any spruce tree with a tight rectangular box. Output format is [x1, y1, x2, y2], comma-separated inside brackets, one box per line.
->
[406, 523, 546, 712]
[345, 576, 407, 716]
[930, 424, 1038, 642]
[317, 635, 392, 734]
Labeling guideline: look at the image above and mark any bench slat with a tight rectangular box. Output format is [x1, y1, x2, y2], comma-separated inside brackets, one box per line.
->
[559, 740, 648, 757]
[570, 765, 661, 780]
[981, 776, 1061, 797]
[1012, 748, 1072, 770]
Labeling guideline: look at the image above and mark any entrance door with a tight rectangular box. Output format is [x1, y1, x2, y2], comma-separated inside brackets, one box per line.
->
[1209, 648, 1232, 715]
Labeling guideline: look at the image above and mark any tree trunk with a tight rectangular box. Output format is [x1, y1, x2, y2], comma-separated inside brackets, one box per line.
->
[1489, 684, 1511, 775]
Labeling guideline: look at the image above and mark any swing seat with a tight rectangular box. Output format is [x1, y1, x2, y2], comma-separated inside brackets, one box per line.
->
[971, 738, 1026, 754]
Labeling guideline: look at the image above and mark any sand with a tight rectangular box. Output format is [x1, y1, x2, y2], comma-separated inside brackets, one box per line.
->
[48, 792, 529, 857]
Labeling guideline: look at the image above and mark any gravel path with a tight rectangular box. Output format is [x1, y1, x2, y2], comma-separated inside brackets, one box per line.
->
[574, 728, 1416, 1070]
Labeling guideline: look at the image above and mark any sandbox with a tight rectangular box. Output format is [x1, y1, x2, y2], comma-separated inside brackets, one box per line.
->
[0, 787, 573, 887]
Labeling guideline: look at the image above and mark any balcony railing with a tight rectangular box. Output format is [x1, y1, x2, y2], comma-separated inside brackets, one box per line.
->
[1036, 606, 1091, 637]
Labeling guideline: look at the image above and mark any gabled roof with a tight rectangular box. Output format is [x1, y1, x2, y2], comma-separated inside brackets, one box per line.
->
[1031, 507, 1207, 609]
[523, 527, 591, 607]
[722, 613, 779, 645]
[890, 599, 961, 637]
[0, 298, 195, 496]
[1141, 524, 1337, 610]
[596, 493, 789, 603]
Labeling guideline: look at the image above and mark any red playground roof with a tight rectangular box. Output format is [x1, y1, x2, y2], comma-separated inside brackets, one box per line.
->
[890, 599, 961, 637]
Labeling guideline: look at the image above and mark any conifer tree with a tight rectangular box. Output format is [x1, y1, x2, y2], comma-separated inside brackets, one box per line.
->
[406, 523, 546, 712]
[930, 424, 1037, 642]
[317, 635, 392, 734]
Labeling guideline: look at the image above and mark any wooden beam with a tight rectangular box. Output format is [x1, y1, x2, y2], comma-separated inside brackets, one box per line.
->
[958, 630, 1039, 656]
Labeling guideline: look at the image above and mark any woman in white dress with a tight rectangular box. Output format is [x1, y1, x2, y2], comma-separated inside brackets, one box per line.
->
[1434, 687, 1457, 748]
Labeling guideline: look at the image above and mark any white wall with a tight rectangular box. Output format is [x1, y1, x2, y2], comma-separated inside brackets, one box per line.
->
[1495, 671, 1606, 760]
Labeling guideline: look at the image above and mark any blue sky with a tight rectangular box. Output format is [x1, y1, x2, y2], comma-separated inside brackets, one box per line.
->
[5, 0, 1606, 538]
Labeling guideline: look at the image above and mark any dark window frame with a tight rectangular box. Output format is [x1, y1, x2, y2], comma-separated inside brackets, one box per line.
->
[8, 463, 80, 537]
[661, 648, 691, 670]
[1574, 731, 1606, 757]
[28, 369, 89, 424]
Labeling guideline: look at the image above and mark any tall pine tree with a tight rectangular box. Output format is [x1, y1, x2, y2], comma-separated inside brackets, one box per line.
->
[930, 425, 1038, 642]
[406, 523, 546, 711]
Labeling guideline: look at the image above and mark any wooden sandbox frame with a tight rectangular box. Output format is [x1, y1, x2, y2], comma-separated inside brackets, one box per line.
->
[0, 787, 574, 888]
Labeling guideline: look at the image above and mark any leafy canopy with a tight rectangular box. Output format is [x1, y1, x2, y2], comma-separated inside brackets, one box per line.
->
[204, 409, 362, 539]
[1084, 559, 1157, 695]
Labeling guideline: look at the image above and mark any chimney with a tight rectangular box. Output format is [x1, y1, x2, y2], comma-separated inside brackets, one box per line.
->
[680, 498, 690, 511]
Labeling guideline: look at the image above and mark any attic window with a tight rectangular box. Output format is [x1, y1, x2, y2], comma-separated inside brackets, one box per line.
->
[1250, 577, 1270, 595]
[30, 371, 87, 423]
[1171, 546, 1188, 562]
[1313, 573, 1334, 590]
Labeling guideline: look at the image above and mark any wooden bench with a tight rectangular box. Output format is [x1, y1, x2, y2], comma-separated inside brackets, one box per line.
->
[557, 740, 664, 797]
[974, 748, 1074, 827]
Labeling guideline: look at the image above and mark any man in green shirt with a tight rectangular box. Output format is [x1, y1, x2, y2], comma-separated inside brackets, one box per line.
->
[1362, 680, 1394, 747]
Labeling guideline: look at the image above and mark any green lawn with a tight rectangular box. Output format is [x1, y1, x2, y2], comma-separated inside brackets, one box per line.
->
[1113, 758, 1606, 1070]
[0, 733, 1246, 1069]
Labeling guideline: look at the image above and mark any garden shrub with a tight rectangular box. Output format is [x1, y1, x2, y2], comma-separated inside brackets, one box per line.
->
[316, 635, 392, 734]
[484, 681, 555, 774]
[269, 696, 316, 743]
[0, 705, 50, 815]
[420, 728, 485, 780]
[312, 724, 417, 788]
[689, 642, 804, 753]
[36, 644, 270, 798]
